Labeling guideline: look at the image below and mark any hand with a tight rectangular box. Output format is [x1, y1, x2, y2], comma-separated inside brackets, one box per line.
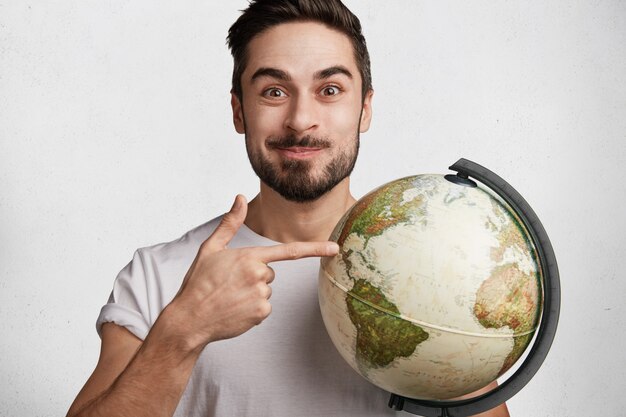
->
[168, 194, 339, 351]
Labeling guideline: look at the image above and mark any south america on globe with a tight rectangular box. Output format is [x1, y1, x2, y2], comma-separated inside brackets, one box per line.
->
[318, 174, 543, 400]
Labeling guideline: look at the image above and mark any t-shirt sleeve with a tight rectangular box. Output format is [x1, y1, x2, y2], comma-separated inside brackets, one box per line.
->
[96, 249, 152, 341]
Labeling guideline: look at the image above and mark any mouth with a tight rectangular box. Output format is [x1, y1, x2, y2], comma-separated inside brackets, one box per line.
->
[267, 134, 331, 160]
[275, 146, 324, 159]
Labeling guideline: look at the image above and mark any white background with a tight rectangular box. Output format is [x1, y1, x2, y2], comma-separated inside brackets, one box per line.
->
[1, 1, 625, 416]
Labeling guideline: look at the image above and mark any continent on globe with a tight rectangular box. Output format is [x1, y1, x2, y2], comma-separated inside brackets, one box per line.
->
[475, 201, 542, 374]
[346, 279, 429, 369]
[319, 174, 543, 400]
[336, 177, 425, 248]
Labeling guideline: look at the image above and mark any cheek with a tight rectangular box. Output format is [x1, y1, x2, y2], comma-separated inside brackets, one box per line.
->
[244, 105, 286, 135]
[322, 103, 362, 133]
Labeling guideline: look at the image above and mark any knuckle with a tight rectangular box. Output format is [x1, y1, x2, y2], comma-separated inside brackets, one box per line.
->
[221, 211, 242, 229]
[311, 244, 325, 257]
[252, 302, 271, 324]
[258, 302, 272, 318]
[221, 212, 236, 226]
[255, 282, 267, 296]
[250, 267, 266, 282]
[286, 243, 300, 259]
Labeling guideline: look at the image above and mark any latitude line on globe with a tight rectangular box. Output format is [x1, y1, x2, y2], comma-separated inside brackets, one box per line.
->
[321, 268, 536, 338]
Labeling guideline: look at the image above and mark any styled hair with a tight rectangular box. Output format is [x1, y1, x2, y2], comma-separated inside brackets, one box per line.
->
[226, 0, 372, 101]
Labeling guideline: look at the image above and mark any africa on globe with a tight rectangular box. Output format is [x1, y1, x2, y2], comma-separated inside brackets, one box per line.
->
[318, 174, 543, 400]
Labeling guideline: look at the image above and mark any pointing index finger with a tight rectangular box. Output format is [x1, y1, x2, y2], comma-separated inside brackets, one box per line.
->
[258, 241, 340, 263]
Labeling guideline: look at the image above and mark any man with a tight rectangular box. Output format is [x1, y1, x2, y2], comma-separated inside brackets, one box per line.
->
[67, 1, 509, 416]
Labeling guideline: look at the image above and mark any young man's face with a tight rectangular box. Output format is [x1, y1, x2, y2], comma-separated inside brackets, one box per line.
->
[231, 21, 373, 202]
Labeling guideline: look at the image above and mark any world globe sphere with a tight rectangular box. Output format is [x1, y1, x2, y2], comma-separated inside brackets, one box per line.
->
[318, 174, 543, 401]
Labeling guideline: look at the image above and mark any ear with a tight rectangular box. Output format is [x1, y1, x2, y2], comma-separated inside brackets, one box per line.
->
[359, 89, 374, 133]
[231, 91, 245, 134]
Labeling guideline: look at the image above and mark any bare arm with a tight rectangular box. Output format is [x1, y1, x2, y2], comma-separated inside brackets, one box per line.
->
[66, 195, 340, 417]
[66, 311, 202, 417]
[66, 323, 140, 416]
[459, 381, 510, 417]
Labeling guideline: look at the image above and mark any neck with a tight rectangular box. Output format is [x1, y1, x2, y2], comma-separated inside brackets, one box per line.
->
[244, 178, 356, 243]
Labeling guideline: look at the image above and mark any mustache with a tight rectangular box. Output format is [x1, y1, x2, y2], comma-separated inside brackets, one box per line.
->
[266, 135, 332, 149]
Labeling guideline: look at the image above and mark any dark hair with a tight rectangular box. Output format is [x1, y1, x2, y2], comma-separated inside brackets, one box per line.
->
[227, 0, 372, 101]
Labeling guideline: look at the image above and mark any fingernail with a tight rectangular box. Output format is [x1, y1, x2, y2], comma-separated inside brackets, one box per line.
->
[327, 242, 339, 255]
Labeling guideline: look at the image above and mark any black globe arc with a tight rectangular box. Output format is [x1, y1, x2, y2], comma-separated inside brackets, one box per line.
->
[388, 158, 561, 417]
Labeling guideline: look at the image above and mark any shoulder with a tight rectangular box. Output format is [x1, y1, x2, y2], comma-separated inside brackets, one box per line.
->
[129, 213, 275, 270]
[133, 216, 225, 263]
[106, 216, 226, 308]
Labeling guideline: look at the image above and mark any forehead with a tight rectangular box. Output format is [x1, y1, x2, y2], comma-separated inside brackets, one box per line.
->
[243, 21, 358, 82]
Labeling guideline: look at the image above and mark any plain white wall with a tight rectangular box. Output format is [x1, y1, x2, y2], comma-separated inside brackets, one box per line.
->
[1, 1, 625, 415]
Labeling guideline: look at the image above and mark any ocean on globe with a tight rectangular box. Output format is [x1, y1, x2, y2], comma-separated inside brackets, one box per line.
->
[318, 174, 543, 400]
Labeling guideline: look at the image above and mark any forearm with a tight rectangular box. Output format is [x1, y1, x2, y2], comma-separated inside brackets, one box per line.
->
[471, 402, 509, 417]
[69, 306, 202, 417]
[456, 381, 510, 417]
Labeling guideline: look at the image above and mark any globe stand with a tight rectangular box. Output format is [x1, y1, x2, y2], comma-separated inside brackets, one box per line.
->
[387, 158, 561, 417]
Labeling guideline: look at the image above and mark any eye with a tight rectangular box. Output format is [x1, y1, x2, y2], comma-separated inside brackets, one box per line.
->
[263, 87, 287, 98]
[321, 85, 341, 97]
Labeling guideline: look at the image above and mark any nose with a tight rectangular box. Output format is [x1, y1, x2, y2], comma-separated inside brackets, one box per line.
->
[284, 93, 319, 135]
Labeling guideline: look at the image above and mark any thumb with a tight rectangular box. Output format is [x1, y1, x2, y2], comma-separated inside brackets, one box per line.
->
[206, 194, 248, 250]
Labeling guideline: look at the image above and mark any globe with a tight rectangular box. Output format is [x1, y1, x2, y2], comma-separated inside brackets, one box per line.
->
[318, 173, 543, 401]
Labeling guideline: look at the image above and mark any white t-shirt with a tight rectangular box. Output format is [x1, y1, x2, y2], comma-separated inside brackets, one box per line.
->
[97, 216, 400, 417]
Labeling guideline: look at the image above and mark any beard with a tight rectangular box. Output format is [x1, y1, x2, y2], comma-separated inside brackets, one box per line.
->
[245, 132, 360, 203]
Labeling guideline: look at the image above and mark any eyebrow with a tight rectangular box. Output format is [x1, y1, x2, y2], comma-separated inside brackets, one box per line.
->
[251, 67, 291, 83]
[314, 65, 353, 80]
[250, 65, 353, 83]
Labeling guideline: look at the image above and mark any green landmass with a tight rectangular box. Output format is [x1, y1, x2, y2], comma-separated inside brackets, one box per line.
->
[474, 263, 541, 374]
[488, 199, 538, 266]
[476, 200, 543, 374]
[347, 279, 429, 368]
[474, 264, 539, 334]
[338, 178, 429, 368]
[336, 177, 425, 272]
[337, 178, 424, 247]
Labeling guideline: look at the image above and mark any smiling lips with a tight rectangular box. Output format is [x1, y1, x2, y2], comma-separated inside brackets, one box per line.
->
[276, 146, 324, 159]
